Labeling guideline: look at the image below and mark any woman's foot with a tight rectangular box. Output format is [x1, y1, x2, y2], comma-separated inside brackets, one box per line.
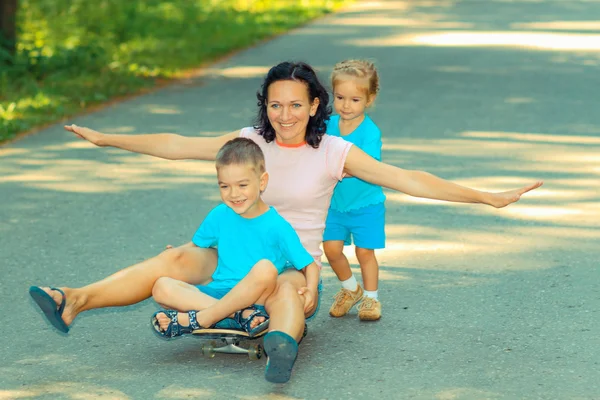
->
[264, 331, 299, 383]
[29, 286, 84, 332]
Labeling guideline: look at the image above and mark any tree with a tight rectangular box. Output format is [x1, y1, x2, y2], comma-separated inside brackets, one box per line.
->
[0, 0, 17, 64]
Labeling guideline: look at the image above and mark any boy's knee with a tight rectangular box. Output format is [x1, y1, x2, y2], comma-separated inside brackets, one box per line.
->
[152, 277, 177, 302]
[254, 259, 278, 276]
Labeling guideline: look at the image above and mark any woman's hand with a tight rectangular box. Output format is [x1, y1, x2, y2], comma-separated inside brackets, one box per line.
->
[486, 181, 544, 208]
[64, 124, 105, 146]
[297, 286, 317, 314]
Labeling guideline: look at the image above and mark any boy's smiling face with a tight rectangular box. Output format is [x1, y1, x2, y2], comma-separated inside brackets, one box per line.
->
[217, 163, 269, 218]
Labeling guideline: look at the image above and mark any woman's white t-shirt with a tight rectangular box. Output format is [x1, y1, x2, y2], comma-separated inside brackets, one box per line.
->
[240, 127, 353, 264]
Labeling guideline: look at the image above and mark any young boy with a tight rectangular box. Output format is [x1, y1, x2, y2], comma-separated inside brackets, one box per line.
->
[151, 137, 319, 339]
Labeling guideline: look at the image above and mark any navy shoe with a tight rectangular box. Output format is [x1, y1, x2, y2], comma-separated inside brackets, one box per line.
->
[263, 331, 298, 383]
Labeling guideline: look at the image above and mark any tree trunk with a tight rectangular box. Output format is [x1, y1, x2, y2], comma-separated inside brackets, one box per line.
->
[0, 0, 17, 63]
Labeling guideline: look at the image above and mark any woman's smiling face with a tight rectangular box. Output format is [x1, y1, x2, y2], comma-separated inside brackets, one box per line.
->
[266, 80, 320, 145]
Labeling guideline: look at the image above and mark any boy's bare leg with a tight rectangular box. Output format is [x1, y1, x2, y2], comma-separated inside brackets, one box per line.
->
[323, 241, 352, 281]
[265, 269, 311, 342]
[152, 277, 218, 311]
[155, 260, 278, 330]
[34, 244, 217, 327]
[355, 247, 379, 291]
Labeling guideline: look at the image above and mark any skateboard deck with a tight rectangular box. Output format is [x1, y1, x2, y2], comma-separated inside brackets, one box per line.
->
[191, 324, 307, 361]
[192, 328, 268, 360]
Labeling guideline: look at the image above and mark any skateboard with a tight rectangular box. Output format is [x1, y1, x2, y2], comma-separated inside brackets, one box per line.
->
[192, 324, 308, 361]
[192, 328, 267, 360]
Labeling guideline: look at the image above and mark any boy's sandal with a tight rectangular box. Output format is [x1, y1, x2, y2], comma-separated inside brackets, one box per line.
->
[151, 310, 201, 339]
[29, 286, 70, 333]
[238, 304, 270, 337]
[152, 310, 245, 339]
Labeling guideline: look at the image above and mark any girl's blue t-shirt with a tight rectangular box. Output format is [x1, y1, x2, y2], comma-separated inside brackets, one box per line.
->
[192, 204, 313, 290]
[326, 115, 386, 212]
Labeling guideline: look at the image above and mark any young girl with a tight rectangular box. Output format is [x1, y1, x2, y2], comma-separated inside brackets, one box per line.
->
[324, 59, 386, 321]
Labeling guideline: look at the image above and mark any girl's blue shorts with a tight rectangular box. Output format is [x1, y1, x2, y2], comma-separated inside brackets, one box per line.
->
[323, 202, 386, 249]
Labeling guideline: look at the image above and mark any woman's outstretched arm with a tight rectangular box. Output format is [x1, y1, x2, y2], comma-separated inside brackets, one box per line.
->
[64, 124, 240, 161]
[344, 146, 542, 208]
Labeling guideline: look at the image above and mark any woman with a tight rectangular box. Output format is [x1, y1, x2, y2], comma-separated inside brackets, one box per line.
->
[31, 61, 542, 383]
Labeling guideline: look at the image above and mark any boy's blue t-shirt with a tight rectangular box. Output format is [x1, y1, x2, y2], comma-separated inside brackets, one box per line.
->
[192, 204, 314, 290]
[326, 115, 386, 212]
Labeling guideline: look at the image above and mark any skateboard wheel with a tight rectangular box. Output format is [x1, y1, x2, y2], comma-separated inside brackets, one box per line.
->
[201, 343, 215, 358]
[248, 344, 263, 360]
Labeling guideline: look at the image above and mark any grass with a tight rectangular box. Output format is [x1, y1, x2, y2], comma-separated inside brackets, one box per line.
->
[0, 0, 352, 144]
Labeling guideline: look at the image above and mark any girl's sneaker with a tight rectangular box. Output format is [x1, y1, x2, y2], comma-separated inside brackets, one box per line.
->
[329, 285, 364, 317]
[358, 297, 381, 321]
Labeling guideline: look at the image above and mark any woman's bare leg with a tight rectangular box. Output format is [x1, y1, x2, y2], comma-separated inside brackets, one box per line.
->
[262, 269, 314, 383]
[34, 244, 217, 327]
[265, 269, 311, 342]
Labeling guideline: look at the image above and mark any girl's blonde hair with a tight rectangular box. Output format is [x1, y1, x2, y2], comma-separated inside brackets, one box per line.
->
[331, 59, 380, 98]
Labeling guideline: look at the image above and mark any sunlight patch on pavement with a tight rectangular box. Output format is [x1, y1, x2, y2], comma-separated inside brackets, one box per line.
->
[194, 66, 271, 79]
[363, 222, 598, 274]
[239, 393, 309, 400]
[512, 21, 600, 31]
[0, 150, 217, 193]
[331, 15, 472, 29]
[0, 382, 130, 399]
[146, 105, 183, 115]
[320, 265, 409, 282]
[16, 354, 76, 365]
[461, 131, 600, 145]
[0, 148, 28, 157]
[156, 386, 214, 399]
[435, 387, 502, 400]
[349, 31, 600, 51]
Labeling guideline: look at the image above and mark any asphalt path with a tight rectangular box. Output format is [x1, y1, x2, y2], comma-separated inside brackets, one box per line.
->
[1, 1, 599, 399]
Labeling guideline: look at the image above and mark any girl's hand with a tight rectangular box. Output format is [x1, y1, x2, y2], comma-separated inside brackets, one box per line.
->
[64, 124, 105, 146]
[487, 181, 543, 208]
[297, 287, 317, 314]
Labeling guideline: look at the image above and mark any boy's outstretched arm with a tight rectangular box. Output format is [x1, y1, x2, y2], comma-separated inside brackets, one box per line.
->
[64, 124, 240, 161]
[344, 146, 543, 208]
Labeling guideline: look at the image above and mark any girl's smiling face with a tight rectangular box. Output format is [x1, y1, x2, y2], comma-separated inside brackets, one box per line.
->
[333, 76, 374, 123]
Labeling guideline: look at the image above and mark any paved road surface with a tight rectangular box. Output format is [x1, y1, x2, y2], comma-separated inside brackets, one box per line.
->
[1, 1, 599, 399]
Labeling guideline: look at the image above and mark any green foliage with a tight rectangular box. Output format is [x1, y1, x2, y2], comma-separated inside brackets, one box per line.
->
[1, 0, 350, 143]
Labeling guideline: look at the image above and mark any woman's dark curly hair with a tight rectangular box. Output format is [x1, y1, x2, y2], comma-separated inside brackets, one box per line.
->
[255, 61, 331, 148]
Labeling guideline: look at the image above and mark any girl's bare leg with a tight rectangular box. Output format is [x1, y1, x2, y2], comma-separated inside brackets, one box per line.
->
[35, 244, 217, 327]
[355, 247, 379, 291]
[323, 240, 352, 281]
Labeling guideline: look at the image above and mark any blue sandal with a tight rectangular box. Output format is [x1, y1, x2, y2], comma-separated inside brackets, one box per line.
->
[238, 304, 270, 337]
[151, 310, 243, 339]
[29, 286, 69, 333]
[151, 310, 201, 339]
